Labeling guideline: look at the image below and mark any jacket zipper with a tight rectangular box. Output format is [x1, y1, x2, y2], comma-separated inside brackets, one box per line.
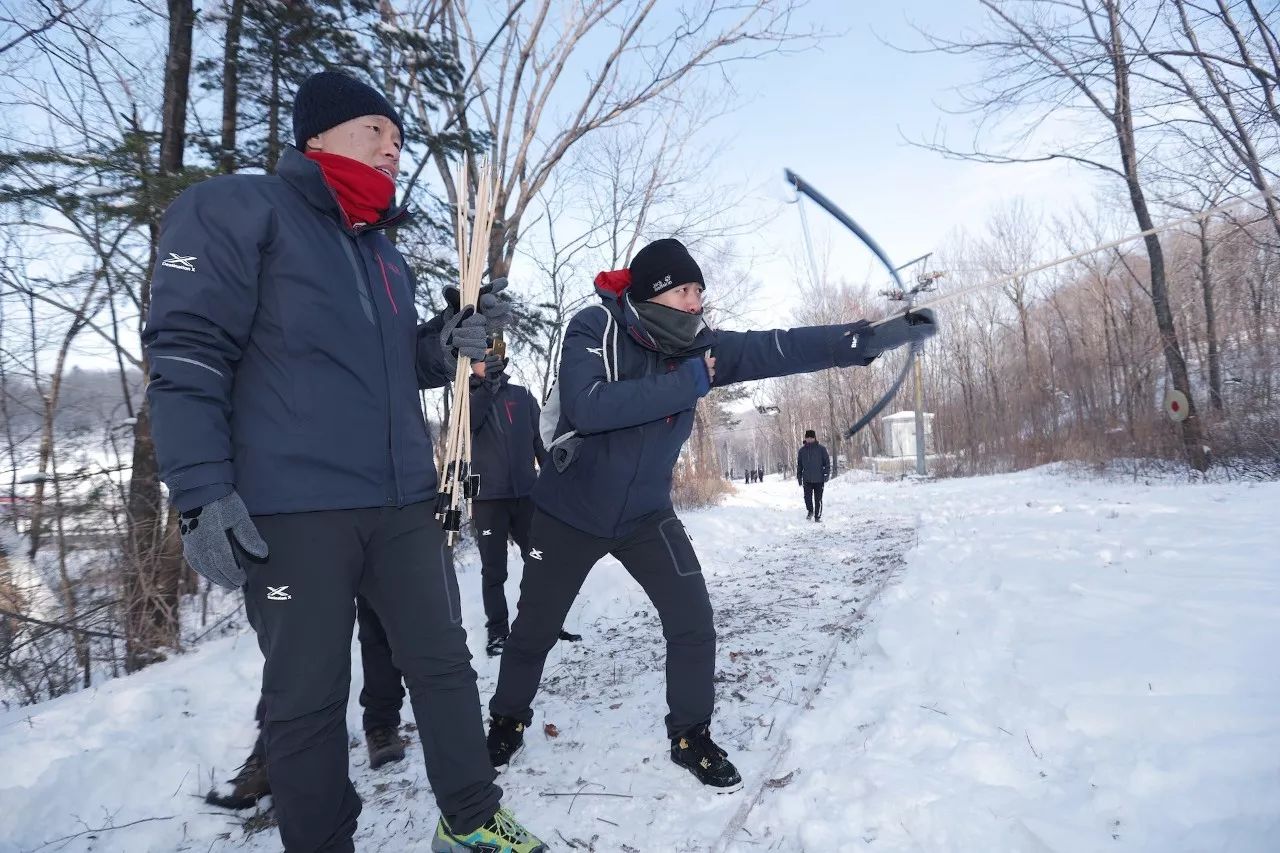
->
[340, 229, 398, 504]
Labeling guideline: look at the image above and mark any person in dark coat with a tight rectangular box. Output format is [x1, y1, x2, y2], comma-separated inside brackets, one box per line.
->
[468, 353, 580, 656]
[145, 70, 545, 853]
[797, 430, 831, 522]
[484, 237, 935, 792]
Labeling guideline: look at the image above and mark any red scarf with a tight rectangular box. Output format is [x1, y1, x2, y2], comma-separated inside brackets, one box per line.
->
[306, 151, 395, 228]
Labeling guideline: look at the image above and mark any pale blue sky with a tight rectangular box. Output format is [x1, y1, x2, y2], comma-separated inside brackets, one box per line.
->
[52, 1, 1108, 369]
[664, 0, 1103, 324]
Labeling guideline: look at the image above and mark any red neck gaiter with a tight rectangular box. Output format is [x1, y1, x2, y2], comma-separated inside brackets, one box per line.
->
[305, 151, 395, 228]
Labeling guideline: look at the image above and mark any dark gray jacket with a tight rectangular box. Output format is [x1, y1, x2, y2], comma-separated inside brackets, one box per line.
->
[469, 374, 546, 500]
[797, 442, 830, 484]
[143, 147, 454, 514]
[534, 276, 876, 539]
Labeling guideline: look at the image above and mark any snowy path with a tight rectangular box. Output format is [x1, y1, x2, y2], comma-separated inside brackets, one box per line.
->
[3, 468, 1278, 853]
[0, 477, 914, 853]
[739, 469, 1280, 852]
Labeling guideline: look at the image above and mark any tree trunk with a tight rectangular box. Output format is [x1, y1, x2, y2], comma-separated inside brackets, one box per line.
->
[1108, 4, 1208, 470]
[159, 0, 194, 173]
[1199, 220, 1224, 413]
[220, 0, 245, 174]
[123, 0, 194, 669]
[267, 40, 282, 171]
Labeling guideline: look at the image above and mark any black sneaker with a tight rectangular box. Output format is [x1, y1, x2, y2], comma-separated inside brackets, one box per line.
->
[366, 725, 405, 769]
[671, 725, 742, 791]
[486, 632, 508, 657]
[557, 629, 582, 642]
[487, 713, 525, 769]
[205, 750, 270, 809]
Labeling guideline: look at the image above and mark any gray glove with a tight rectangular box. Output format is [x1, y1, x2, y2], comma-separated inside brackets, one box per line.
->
[178, 491, 268, 589]
[443, 277, 510, 335]
[478, 277, 510, 334]
[853, 309, 938, 359]
[440, 307, 489, 362]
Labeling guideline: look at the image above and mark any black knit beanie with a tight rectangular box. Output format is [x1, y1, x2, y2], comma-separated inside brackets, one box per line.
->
[627, 238, 704, 302]
[292, 71, 404, 150]
[804, 429, 817, 439]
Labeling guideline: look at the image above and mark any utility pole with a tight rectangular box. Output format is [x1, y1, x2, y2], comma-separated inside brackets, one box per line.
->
[881, 257, 944, 477]
[912, 354, 926, 475]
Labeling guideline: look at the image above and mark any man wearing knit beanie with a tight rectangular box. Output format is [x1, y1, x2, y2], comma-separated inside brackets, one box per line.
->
[486, 236, 936, 794]
[144, 70, 544, 852]
[797, 429, 830, 521]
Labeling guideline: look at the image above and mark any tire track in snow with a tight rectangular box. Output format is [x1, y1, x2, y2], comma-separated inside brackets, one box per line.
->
[483, 507, 916, 853]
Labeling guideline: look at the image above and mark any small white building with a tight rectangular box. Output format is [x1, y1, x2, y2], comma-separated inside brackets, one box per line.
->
[867, 411, 937, 476]
[882, 410, 935, 457]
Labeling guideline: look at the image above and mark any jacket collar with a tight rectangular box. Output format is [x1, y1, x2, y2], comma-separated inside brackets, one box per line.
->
[593, 279, 716, 357]
[277, 146, 411, 234]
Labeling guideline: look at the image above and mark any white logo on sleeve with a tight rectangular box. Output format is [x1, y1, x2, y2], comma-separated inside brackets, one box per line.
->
[482, 529, 492, 536]
[529, 548, 544, 561]
[849, 335, 860, 349]
[267, 586, 292, 601]
[162, 253, 197, 272]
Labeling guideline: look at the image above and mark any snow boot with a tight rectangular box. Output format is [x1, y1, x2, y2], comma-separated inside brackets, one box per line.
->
[432, 806, 547, 852]
[486, 630, 508, 657]
[487, 713, 526, 769]
[671, 725, 742, 792]
[205, 749, 270, 810]
[365, 725, 405, 769]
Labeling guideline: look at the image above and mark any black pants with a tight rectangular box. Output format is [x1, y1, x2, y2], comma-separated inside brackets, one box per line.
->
[471, 497, 535, 635]
[803, 482, 825, 518]
[356, 596, 405, 731]
[249, 597, 403, 758]
[491, 508, 715, 738]
[243, 503, 500, 852]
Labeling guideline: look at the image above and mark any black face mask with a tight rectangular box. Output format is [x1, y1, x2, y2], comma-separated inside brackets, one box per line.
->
[632, 299, 707, 354]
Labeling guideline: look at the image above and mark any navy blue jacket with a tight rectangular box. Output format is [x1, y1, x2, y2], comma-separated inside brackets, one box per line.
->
[143, 147, 455, 514]
[797, 442, 830, 484]
[533, 278, 877, 538]
[469, 374, 546, 500]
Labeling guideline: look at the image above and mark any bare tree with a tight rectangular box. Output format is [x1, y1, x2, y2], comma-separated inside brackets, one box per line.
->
[913, 0, 1210, 470]
[408, 0, 818, 278]
[0, 0, 85, 58]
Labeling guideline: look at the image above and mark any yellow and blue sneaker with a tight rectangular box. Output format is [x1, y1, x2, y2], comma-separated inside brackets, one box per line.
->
[431, 806, 548, 852]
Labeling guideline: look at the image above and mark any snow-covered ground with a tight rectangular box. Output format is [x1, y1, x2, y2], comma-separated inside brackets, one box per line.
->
[2, 467, 1277, 852]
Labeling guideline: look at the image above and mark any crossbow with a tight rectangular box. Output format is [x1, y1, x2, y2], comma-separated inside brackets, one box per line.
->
[785, 169, 936, 439]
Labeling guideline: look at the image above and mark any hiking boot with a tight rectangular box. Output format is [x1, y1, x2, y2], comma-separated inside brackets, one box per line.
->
[671, 725, 743, 791]
[487, 713, 525, 769]
[486, 631, 508, 657]
[432, 806, 547, 852]
[806, 510, 813, 520]
[205, 750, 270, 810]
[365, 725, 405, 769]
[557, 629, 582, 642]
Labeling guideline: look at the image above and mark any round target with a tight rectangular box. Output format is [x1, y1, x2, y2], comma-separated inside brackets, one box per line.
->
[1164, 389, 1189, 422]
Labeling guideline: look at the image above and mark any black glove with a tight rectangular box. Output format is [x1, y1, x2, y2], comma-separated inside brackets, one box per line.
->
[179, 491, 268, 589]
[444, 277, 510, 336]
[849, 308, 938, 360]
[482, 351, 505, 382]
[440, 306, 489, 362]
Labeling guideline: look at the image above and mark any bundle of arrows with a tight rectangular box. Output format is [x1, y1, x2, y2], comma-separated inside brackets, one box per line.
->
[436, 157, 500, 545]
